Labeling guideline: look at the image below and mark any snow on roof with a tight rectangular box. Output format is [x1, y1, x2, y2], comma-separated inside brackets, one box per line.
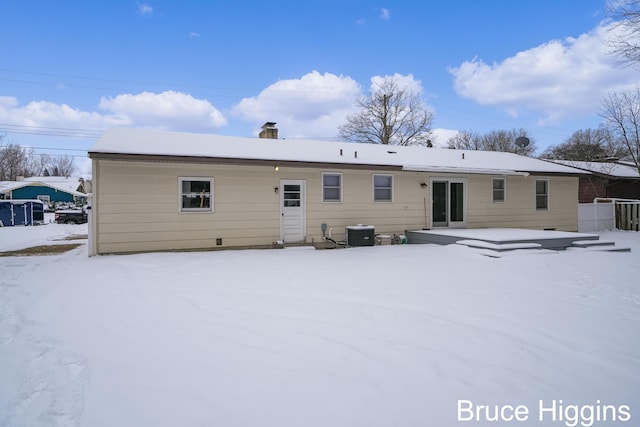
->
[0, 177, 87, 197]
[89, 128, 588, 175]
[547, 160, 640, 178]
[22, 176, 87, 193]
[0, 181, 30, 193]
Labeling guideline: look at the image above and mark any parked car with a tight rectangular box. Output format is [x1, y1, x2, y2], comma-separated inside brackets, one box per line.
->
[54, 208, 88, 224]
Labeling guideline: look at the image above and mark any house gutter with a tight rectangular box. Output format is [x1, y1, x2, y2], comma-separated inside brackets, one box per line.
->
[402, 165, 530, 176]
[88, 152, 404, 171]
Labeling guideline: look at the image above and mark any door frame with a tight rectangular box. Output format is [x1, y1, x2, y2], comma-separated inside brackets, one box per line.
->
[280, 179, 306, 242]
[430, 177, 467, 228]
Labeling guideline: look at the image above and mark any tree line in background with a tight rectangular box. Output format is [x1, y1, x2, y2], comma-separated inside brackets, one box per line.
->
[339, 73, 639, 172]
[447, 128, 537, 156]
[339, 74, 640, 173]
[0, 135, 77, 181]
[539, 88, 640, 174]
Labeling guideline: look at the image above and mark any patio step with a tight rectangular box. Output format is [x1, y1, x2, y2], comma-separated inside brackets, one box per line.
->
[474, 248, 558, 258]
[572, 245, 631, 253]
[455, 239, 554, 257]
[571, 239, 616, 248]
[456, 239, 542, 252]
[569, 240, 631, 252]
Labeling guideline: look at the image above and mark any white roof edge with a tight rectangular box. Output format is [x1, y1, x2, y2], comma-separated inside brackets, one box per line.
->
[402, 165, 530, 176]
[0, 199, 45, 203]
[545, 159, 640, 178]
[0, 180, 86, 197]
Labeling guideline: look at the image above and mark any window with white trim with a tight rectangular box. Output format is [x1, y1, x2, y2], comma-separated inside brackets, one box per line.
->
[535, 179, 548, 210]
[179, 178, 213, 212]
[373, 174, 393, 202]
[37, 195, 51, 203]
[322, 173, 342, 202]
[492, 178, 505, 203]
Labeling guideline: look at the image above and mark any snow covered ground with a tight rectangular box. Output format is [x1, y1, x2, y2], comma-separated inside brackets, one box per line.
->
[1, 222, 639, 427]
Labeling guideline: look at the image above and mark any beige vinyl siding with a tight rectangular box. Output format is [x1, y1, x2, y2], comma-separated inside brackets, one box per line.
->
[93, 160, 430, 254]
[94, 160, 282, 253]
[92, 158, 580, 254]
[307, 170, 429, 242]
[465, 175, 579, 231]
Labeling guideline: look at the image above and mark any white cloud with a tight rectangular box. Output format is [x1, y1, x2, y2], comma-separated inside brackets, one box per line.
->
[0, 96, 19, 109]
[431, 128, 459, 147]
[369, 73, 435, 119]
[0, 96, 128, 131]
[0, 91, 227, 135]
[449, 23, 638, 124]
[77, 157, 93, 178]
[370, 73, 425, 95]
[99, 91, 227, 132]
[137, 3, 153, 16]
[230, 72, 437, 139]
[380, 8, 390, 20]
[231, 71, 361, 138]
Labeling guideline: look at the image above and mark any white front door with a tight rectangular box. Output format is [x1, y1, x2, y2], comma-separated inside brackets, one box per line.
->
[280, 179, 306, 242]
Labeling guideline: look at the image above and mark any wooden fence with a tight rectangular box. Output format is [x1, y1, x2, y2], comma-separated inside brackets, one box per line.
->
[589, 198, 640, 231]
[616, 201, 640, 231]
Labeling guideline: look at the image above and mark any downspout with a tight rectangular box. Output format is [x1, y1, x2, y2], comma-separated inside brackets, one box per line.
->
[89, 158, 98, 256]
[424, 197, 428, 229]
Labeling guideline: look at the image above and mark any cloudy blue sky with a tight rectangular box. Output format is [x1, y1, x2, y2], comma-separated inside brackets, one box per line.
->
[1, 1, 638, 174]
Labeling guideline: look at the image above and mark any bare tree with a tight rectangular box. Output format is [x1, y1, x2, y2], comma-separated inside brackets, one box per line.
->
[0, 135, 77, 179]
[447, 128, 537, 156]
[600, 88, 640, 173]
[447, 130, 482, 150]
[540, 128, 625, 161]
[338, 77, 434, 146]
[31, 153, 52, 176]
[45, 155, 77, 177]
[0, 139, 31, 180]
[607, 0, 640, 68]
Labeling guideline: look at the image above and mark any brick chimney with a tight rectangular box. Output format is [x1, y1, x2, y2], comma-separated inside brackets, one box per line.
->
[259, 122, 278, 139]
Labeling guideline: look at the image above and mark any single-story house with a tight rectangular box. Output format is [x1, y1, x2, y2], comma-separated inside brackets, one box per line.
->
[545, 160, 639, 203]
[0, 176, 88, 205]
[88, 127, 588, 255]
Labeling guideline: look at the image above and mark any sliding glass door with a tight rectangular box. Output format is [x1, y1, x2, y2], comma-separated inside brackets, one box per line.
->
[431, 179, 466, 228]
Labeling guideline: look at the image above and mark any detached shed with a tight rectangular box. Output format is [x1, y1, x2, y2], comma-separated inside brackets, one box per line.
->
[88, 128, 587, 255]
